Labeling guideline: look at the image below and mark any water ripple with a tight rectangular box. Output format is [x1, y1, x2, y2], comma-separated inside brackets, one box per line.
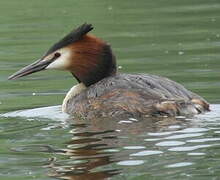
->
[117, 160, 145, 166]
[168, 144, 213, 152]
[130, 150, 163, 156]
[166, 162, 194, 168]
[165, 133, 204, 140]
[156, 141, 185, 147]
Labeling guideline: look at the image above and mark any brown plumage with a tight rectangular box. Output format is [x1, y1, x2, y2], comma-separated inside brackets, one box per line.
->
[8, 23, 210, 118]
[68, 34, 116, 86]
[65, 73, 209, 118]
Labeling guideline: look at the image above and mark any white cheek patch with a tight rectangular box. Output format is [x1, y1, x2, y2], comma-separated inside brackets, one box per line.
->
[46, 49, 71, 70]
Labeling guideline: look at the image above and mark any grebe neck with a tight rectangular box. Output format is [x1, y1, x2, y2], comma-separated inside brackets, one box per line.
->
[62, 83, 86, 113]
[69, 35, 117, 87]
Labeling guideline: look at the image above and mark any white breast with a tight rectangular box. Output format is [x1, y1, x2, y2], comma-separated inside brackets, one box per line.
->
[62, 83, 86, 113]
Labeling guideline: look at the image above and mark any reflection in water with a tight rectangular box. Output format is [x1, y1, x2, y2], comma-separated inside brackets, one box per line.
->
[40, 116, 188, 179]
[46, 125, 120, 180]
[2, 105, 220, 179]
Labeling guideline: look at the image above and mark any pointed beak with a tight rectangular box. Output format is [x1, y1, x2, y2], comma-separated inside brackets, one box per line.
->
[8, 58, 54, 80]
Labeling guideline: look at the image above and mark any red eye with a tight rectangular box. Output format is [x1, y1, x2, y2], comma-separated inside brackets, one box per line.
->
[54, 52, 61, 58]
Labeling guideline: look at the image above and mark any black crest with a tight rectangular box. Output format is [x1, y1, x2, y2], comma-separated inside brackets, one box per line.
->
[45, 23, 93, 56]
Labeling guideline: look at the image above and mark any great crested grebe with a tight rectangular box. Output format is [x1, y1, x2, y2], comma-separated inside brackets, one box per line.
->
[9, 23, 210, 118]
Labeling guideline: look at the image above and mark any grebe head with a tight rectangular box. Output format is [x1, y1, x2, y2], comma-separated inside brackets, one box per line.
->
[8, 23, 117, 86]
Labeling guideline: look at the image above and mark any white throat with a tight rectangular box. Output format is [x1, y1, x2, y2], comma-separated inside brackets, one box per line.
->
[62, 83, 86, 113]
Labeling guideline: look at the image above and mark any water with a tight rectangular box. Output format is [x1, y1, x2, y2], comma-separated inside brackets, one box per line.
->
[0, 0, 220, 179]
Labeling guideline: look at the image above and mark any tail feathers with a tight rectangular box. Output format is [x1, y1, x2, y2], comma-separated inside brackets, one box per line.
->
[191, 98, 210, 113]
[154, 99, 209, 117]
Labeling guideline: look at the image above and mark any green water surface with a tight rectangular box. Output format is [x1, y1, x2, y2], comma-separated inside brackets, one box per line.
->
[0, 0, 220, 179]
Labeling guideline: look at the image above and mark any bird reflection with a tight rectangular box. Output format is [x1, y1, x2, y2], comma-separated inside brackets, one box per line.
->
[45, 116, 189, 180]
[47, 125, 121, 180]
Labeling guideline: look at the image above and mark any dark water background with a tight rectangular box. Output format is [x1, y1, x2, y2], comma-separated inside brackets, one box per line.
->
[0, 0, 220, 179]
